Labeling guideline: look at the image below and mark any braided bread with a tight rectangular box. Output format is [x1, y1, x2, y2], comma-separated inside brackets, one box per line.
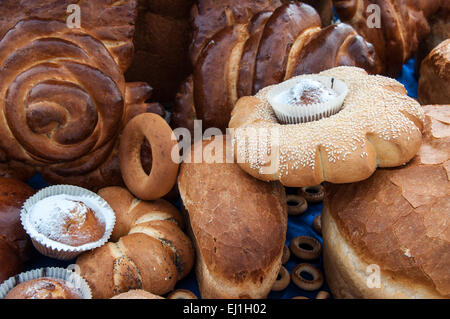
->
[76, 187, 194, 299]
[171, 1, 380, 133]
[333, 0, 442, 76]
[0, 0, 163, 190]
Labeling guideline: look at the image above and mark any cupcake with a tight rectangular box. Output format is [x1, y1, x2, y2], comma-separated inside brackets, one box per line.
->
[267, 75, 348, 124]
[21, 185, 115, 260]
[0, 267, 91, 299]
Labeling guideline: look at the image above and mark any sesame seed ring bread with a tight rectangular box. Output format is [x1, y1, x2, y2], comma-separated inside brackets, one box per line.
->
[229, 66, 425, 187]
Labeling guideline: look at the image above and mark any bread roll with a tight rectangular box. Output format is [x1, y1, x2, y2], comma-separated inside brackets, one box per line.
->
[111, 289, 164, 299]
[178, 136, 287, 298]
[323, 105, 450, 298]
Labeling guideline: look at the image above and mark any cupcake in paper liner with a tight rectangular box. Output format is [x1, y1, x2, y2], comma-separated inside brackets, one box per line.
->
[267, 75, 349, 124]
[21, 185, 115, 260]
[0, 267, 92, 299]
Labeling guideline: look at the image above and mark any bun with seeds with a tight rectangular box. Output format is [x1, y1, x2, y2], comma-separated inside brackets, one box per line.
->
[76, 187, 194, 299]
[229, 66, 424, 187]
[322, 104, 450, 299]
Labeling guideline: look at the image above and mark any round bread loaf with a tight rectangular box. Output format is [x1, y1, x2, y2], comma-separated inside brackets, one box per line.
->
[322, 105, 450, 298]
[0, 177, 35, 283]
[419, 39, 450, 105]
[111, 289, 164, 299]
[230, 66, 424, 187]
[178, 136, 287, 298]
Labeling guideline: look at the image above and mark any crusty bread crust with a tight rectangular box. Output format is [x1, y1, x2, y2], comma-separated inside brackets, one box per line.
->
[178, 136, 287, 298]
[230, 66, 424, 187]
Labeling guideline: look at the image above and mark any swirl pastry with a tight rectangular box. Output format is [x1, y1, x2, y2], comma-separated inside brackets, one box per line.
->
[0, 0, 164, 190]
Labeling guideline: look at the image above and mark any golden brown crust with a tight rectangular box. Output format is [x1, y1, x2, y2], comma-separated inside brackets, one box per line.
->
[323, 105, 450, 298]
[111, 289, 164, 299]
[178, 136, 287, 298]
[77, 187, 194, 299]
[230, 66, 424, 187]
[5, 277, 81, 299]
[418, 39, 450, 105]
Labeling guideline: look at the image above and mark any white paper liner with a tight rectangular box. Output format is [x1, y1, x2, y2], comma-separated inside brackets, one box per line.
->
[0, 267, 92, 299]
[21, 185, 116, 260]
[267, 75, 349, 124]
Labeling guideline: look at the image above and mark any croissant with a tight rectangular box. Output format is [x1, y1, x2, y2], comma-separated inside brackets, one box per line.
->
[0, 0, 163, 190]
[76, 187, 195, 299]
[333, 0, 442, 76]
[171, 1, 381, 133]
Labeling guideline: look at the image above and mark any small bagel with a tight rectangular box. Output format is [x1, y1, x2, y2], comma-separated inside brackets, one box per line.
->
[313, 214, 322, 235]
[167, 289, 198, 299]
[286, 195, 308, 216]
[290, 236, 322, 260]
[316, 290, 330, 299]
[119, 113, 179, 200]
[291, 263, 324, 291]
[298, 185, 325, 203]
[282, 244, 290, 265]
[271, 266, 290, 291]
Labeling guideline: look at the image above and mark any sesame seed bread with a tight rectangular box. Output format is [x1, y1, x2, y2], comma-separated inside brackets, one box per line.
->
[178, 136, 287, 298]
[322, 105, 450, 299]
[229, 66, 424, 187]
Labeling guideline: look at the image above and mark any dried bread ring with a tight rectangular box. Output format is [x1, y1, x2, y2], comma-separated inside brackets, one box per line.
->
[316, 290, 330, 299]
[291, 263, 324, 291]
[292, 296, 309, 299]
[271, 266, 290, 291]
[167, 289, 198, 299]
[119, 113, 179, 200]
[298, 185, 325, 203]
[286, 195, 308, 216]
[282, 244, 290, 265]
[290, 236, 322, 260]
[229, 67, 424, 187]
[313, 214, 322, 235]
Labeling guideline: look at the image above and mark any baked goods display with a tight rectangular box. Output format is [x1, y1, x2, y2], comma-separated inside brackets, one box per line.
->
[230, 66, 424, 187]
[76, 187, 194, 299]
[418, 39, 450, 105]
[333, 0, 442, 76]
[171, 1, 381, 133]
[0, 0, 165, 191]
[0, 178, 35, 283]
[178, 136, 287, 298]
[0, 0, 448, 301]
[322, 105, 450, 298]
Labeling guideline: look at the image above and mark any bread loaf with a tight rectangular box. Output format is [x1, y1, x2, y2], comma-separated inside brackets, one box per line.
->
[418, 39, 450, 105]
[171, 1, 380, 133]
[178, 136, 287, 298]
[323, 105, 450, 298]
[76, 187, 194, 298]
[0, 177, 35, 283]
[333, 0, 442, 76]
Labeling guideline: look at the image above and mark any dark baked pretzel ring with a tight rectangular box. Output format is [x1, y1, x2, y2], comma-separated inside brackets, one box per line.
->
[286, 195, 308, 216]
[298, 185, 325, 203]
[271, 266, 290, 291]
[291, 263, 324, 291]
[313, 214, 322, 235]
[167, 289, 198, 299]
[282, 244, 290, 265]
[119, 113, 179, 200]
[290, 236, 322, 260]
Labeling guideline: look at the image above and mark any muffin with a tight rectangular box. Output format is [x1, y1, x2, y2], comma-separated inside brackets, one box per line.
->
[5, 277, 82, 299]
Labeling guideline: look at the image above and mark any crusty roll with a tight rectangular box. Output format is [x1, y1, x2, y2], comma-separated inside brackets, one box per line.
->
[418, 39, 450, 105]
[76, 187, 194, 299]
[178, 136, 287, 298]
[0, 177, 35, 283]
[323, 105, 450, 298]
[111, 289, 164, 299]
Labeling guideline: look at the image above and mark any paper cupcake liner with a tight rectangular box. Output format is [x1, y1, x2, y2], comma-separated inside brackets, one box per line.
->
[21, 185, 116, 260]
[267, 75, 348, 124]
[0, 267, 92, 299]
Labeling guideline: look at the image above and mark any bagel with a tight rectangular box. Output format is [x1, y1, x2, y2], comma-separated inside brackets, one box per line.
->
[229, 66, 424, 187]
[119, 113, 179, 200]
